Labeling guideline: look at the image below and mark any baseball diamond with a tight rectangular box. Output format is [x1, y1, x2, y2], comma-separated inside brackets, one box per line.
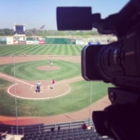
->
[0, 44, 112, 125]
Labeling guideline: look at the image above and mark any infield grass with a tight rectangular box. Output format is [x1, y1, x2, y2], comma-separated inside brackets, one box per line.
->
[0, 60, 80, 81]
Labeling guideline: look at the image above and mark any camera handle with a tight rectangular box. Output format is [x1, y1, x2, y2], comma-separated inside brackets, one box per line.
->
[93, 87, 140, 140]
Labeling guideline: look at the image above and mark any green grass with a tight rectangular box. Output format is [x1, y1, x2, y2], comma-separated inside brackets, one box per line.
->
[0, 78, 12, 88]
[0, 80, 113, 116]
[0, 78, 15, 116]
[0, 44, 84, 56]
[0, 44, 112, 117]
[0, 60, 80, 81]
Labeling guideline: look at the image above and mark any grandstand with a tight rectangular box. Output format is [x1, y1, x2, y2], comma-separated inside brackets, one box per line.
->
[0, 119, 113, 140]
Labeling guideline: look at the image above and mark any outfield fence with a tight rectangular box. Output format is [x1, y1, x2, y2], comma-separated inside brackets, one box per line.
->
[0, 35, 117, 45]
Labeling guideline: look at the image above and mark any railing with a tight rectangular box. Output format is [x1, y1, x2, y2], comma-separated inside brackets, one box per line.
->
[0, 118, 93, 135]
[0, 123, 44, 135]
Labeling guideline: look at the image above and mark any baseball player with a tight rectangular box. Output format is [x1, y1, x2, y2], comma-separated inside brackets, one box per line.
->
[36, 81, 41, 92]
[23, 52, 26, 56]
[51, 79, 55, 89]
[50, 60, 53, 66]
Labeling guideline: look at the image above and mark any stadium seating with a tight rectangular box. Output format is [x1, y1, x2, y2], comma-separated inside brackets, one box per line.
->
[0, 123, 44, 135]
[24, 119, 113, 140]
[0, 119, 113, 140]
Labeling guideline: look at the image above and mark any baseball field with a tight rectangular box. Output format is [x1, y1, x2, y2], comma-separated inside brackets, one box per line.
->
[0, 44, 112, 124]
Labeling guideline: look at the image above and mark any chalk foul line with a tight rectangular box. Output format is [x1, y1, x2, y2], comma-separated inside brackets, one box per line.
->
[0, 73, 33, 86]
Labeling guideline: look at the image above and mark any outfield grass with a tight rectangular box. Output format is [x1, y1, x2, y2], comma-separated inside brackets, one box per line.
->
[0, 60, 80, 81]
[0, 44, 84, 56]
[0, 80, 113, 116]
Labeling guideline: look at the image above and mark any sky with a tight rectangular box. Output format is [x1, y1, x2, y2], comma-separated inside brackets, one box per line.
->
[0, 0, 129, 30]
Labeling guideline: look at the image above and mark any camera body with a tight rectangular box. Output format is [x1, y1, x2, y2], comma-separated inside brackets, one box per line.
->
[56, 0, 140, 139]
[82, 23, 140, 91]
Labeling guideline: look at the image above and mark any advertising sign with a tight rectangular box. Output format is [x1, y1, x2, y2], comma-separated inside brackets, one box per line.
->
[39, 40, 46, 44]
[13, 40, 18, 44]
[76, 40, 88, 45]
[7, 37, 13, 45]
[18, 41, 26, 44]
[33, 41, 39, 44]
[0, 37, 6, 41]
[26, 41, 33, 44]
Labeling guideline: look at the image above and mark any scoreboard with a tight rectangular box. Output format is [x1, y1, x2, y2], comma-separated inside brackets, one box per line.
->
[13, 24, 25, 34]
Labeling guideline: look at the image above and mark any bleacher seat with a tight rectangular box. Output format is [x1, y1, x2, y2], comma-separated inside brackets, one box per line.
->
[1, 119, 113, 140]
[0, 123, 44, 135]
[21, 126, 113, 140]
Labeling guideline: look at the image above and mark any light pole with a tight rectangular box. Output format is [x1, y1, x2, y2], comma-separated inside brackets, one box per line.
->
[12, 55, 18, 135]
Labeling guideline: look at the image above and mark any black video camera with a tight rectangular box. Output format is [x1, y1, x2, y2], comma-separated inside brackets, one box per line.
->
[56, 0, 140, 139]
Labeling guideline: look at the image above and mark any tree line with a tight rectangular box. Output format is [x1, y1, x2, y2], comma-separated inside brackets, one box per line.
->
[0, 28, 99, 37]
